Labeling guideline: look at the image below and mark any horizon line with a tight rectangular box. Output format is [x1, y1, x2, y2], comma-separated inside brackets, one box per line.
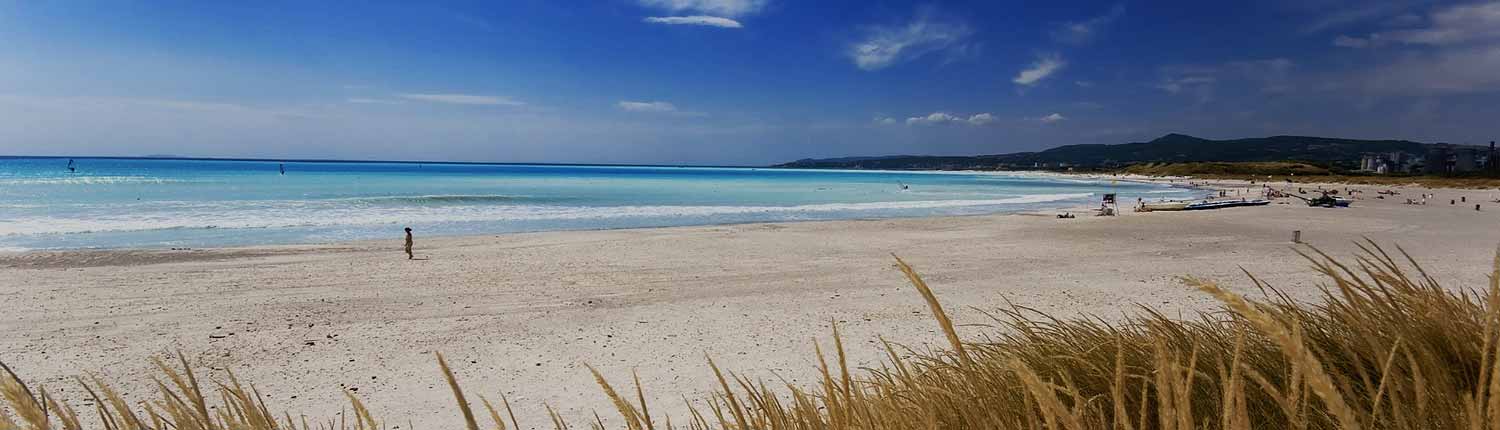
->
[0, 155, 766, 169]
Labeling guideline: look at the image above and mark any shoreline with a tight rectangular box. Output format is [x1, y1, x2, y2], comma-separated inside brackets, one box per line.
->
[0, 208, 1100, 268]
[0, 186, 1192, 255]
[0, 167, 1205, 253]
[7, 174, 1492, 260]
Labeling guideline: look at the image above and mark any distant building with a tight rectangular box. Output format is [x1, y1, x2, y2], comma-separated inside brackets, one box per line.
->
[1360, 152, 1407, 174]
[1424, 143, 1486, 174]
[1425, 144, 1452, 174]
[1456, 149, 1478, 172]
[1482, 143, 1494, 173]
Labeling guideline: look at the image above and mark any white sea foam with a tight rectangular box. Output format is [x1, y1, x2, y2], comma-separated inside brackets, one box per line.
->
[0, 176, 185, 186]
[0, 193, 1092, 236]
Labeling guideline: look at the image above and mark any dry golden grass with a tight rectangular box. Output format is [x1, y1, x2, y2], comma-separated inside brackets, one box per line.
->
[1122, 161, 1332, 177]
[4, 241, 1500, 429]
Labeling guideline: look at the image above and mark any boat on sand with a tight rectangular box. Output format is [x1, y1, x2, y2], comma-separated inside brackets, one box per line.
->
[1183, 199, 1271, 210]
[1139, 201, 1189, 212]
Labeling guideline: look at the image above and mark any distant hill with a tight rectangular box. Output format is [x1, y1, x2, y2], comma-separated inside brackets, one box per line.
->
[773, 134, 1431, 170]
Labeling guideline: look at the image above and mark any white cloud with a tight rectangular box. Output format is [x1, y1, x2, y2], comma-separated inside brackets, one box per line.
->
[966, 113, 996, 125]
[906, 112, 957, 126]
[1359, 45, 1500, 94]
[1316, 3, 1500, 97]
[847, 9, 973, 71]
[1341, 2, 1500, 47]
[873, 116, 898, 125]
[617, 100, 708, 117]
[1052, 4, 1124, 45]
[617, 100, 678, 113]
[1383, 2, 1500, 45]
[1301, 1, 1413, 33]
[1037, 113, 1066, 123]
[398, 93, 524, 106]
[643, 16, 743, 28]
[637, 0, 768, 18]
[1013, 54, 1065, 86]
[904, 112, 995, 126]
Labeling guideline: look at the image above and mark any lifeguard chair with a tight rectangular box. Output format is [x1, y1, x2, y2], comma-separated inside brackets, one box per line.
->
[1098, 193, 1118, 216]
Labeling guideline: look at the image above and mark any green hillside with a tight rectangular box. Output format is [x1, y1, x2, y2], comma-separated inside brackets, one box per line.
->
[774, 134, 1430, 170]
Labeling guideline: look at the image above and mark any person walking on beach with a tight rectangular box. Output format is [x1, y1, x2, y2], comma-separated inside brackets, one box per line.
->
[403, 227, 414, 260]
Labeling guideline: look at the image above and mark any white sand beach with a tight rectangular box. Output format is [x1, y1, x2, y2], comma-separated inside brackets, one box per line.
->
[3, 181, 1498, 427]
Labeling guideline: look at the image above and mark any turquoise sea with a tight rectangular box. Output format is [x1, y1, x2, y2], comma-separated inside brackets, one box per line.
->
[0, 157, 1198, 250]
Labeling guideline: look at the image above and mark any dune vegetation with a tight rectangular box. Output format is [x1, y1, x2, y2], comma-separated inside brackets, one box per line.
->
[4, 241, 1500, 429]
[1121, 161, 1333, 177]
[1118, 161, 1500, 189]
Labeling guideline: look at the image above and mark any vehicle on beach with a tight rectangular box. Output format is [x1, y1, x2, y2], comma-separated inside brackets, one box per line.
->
[1305, 194, 1352, 208]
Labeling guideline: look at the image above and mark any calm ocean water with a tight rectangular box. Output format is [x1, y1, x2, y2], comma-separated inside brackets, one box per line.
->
[0, 157, 1198, 250]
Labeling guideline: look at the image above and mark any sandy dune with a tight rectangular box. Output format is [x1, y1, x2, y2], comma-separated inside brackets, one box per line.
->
[3, 181, 1498, 427]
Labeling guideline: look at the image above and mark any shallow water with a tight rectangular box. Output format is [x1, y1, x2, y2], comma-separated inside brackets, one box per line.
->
[0, 157, 1197, 250]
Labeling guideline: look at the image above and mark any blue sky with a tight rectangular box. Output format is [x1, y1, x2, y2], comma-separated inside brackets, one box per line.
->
[1, 0, 1498, 165]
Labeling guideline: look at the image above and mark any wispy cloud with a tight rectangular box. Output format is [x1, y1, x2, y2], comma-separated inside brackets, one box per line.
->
[1152, 58, 1293, 106]
[1231, 58, 1295, 93]
[643, 16, 743, 28]
[637, 0, 765, 28]
[905, 112, 995, 126]
[1335, 2, 1500, 47]
[1300, 0, 1423, 34]
[1013, 54, 1065, 86]
[398, 93, 524, 106]
[638, 0, 768, 18]
[1035, 113, 1066, 123]
[1356, 45, 1500, 94]
[847, 8, 973, 71]
[617, 100, 678, 113]
[1052, 4, 1124, 45]
[617, 100, 707, 117]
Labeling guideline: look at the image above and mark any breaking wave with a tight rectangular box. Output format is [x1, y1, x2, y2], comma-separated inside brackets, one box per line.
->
[0, 193, 1092, 237]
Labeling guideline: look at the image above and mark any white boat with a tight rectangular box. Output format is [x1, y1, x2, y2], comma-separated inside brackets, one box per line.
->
[1139, 201, 1189, 212]
[1184, 199, 1271, 210]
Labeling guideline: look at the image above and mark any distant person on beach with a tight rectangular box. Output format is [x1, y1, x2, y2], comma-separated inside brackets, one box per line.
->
[403, 227, 414, 260]
[279, 163, 285, 175]
[67, 159, 76, 173]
